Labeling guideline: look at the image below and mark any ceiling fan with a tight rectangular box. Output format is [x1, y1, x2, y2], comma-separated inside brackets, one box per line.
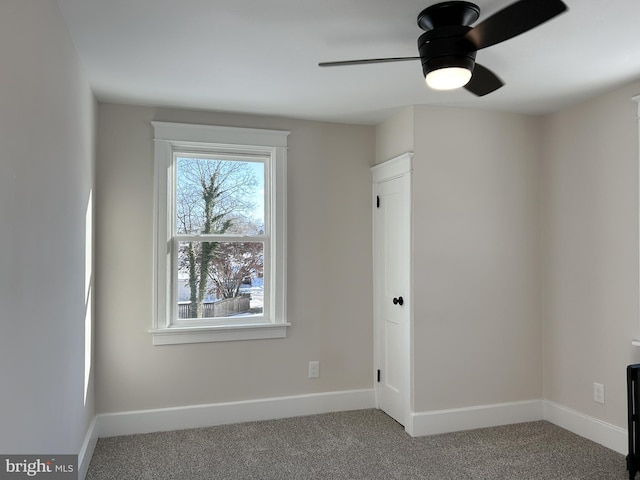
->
[319, 0, 568, 96]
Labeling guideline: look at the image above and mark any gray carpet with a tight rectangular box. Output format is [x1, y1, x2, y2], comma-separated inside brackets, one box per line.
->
[86, 409, 627, 479]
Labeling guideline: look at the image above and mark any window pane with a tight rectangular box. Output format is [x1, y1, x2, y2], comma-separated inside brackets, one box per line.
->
[176, 241, 264, 319]
[175, 157, 265, 236]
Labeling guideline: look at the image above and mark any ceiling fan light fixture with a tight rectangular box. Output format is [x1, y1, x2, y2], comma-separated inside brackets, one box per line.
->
[425, 66, 472, 90]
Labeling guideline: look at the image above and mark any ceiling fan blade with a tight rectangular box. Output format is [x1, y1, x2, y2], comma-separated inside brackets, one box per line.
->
[465, 0, 567, 50]
[319, 57, 419, 67]
[464, 63, 504, 96]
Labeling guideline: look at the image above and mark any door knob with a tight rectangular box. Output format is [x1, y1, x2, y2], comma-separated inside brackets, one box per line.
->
[392, 296, 404, 306]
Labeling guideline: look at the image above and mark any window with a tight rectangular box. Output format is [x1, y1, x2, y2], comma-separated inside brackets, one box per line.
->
[151, 122, 289, 345]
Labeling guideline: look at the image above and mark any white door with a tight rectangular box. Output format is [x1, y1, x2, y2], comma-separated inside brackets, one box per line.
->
[372, 154, 412, 427]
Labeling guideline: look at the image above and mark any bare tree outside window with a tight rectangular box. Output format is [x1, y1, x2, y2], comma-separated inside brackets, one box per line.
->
[175, 157, 265, 319]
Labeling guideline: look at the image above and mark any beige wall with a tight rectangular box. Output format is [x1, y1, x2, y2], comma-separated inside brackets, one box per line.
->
[95, 104, 375, 413]
[375, 107, 415, 165]
[541, 80, 640, 428]
[376, 106, 542, 413]
[411, 106, 543, 411]
[0, 1, 96, 453]
[374, 85, 640, 428]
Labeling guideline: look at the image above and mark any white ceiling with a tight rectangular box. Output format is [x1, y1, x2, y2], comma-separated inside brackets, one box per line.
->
[56, 0, 640, 125]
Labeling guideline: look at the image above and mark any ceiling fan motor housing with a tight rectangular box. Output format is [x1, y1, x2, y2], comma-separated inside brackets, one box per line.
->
[418, 26, 477, 77]
[417, 1, 480, 30]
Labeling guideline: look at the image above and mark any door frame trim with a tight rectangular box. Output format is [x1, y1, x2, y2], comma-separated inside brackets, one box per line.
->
[372, 152, 413, 431]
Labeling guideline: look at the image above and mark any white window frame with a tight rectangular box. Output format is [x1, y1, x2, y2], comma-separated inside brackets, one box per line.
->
[150, 122, 289, 345]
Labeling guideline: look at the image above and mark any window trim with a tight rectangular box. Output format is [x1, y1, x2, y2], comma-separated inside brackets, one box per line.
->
[150, 122, 290, 345]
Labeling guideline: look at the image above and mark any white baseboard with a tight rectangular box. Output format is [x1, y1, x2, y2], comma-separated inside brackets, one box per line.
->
[96, 389, 376, 438]
[408, 400, 544, 437]
[408, 398, 627, 455]
[78, 416, 98, 480]
[543, 400, 627, 454]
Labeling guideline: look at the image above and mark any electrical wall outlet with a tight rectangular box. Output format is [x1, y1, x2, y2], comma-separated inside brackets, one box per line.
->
[308, 361, 319, 379]
[593, 382, 605, 404]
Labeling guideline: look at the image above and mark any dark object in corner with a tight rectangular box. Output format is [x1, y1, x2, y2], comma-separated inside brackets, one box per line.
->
[627, 364, 640, 479]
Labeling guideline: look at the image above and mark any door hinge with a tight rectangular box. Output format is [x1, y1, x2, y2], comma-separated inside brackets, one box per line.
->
[377, 369, 381, 382]
[376, 195, 380, 208]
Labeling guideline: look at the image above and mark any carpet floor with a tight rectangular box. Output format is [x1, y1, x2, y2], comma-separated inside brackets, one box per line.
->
[86, 409, 628, 479]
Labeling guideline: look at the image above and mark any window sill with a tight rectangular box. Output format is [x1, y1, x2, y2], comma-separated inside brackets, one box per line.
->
[150, 322, 290, 345]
